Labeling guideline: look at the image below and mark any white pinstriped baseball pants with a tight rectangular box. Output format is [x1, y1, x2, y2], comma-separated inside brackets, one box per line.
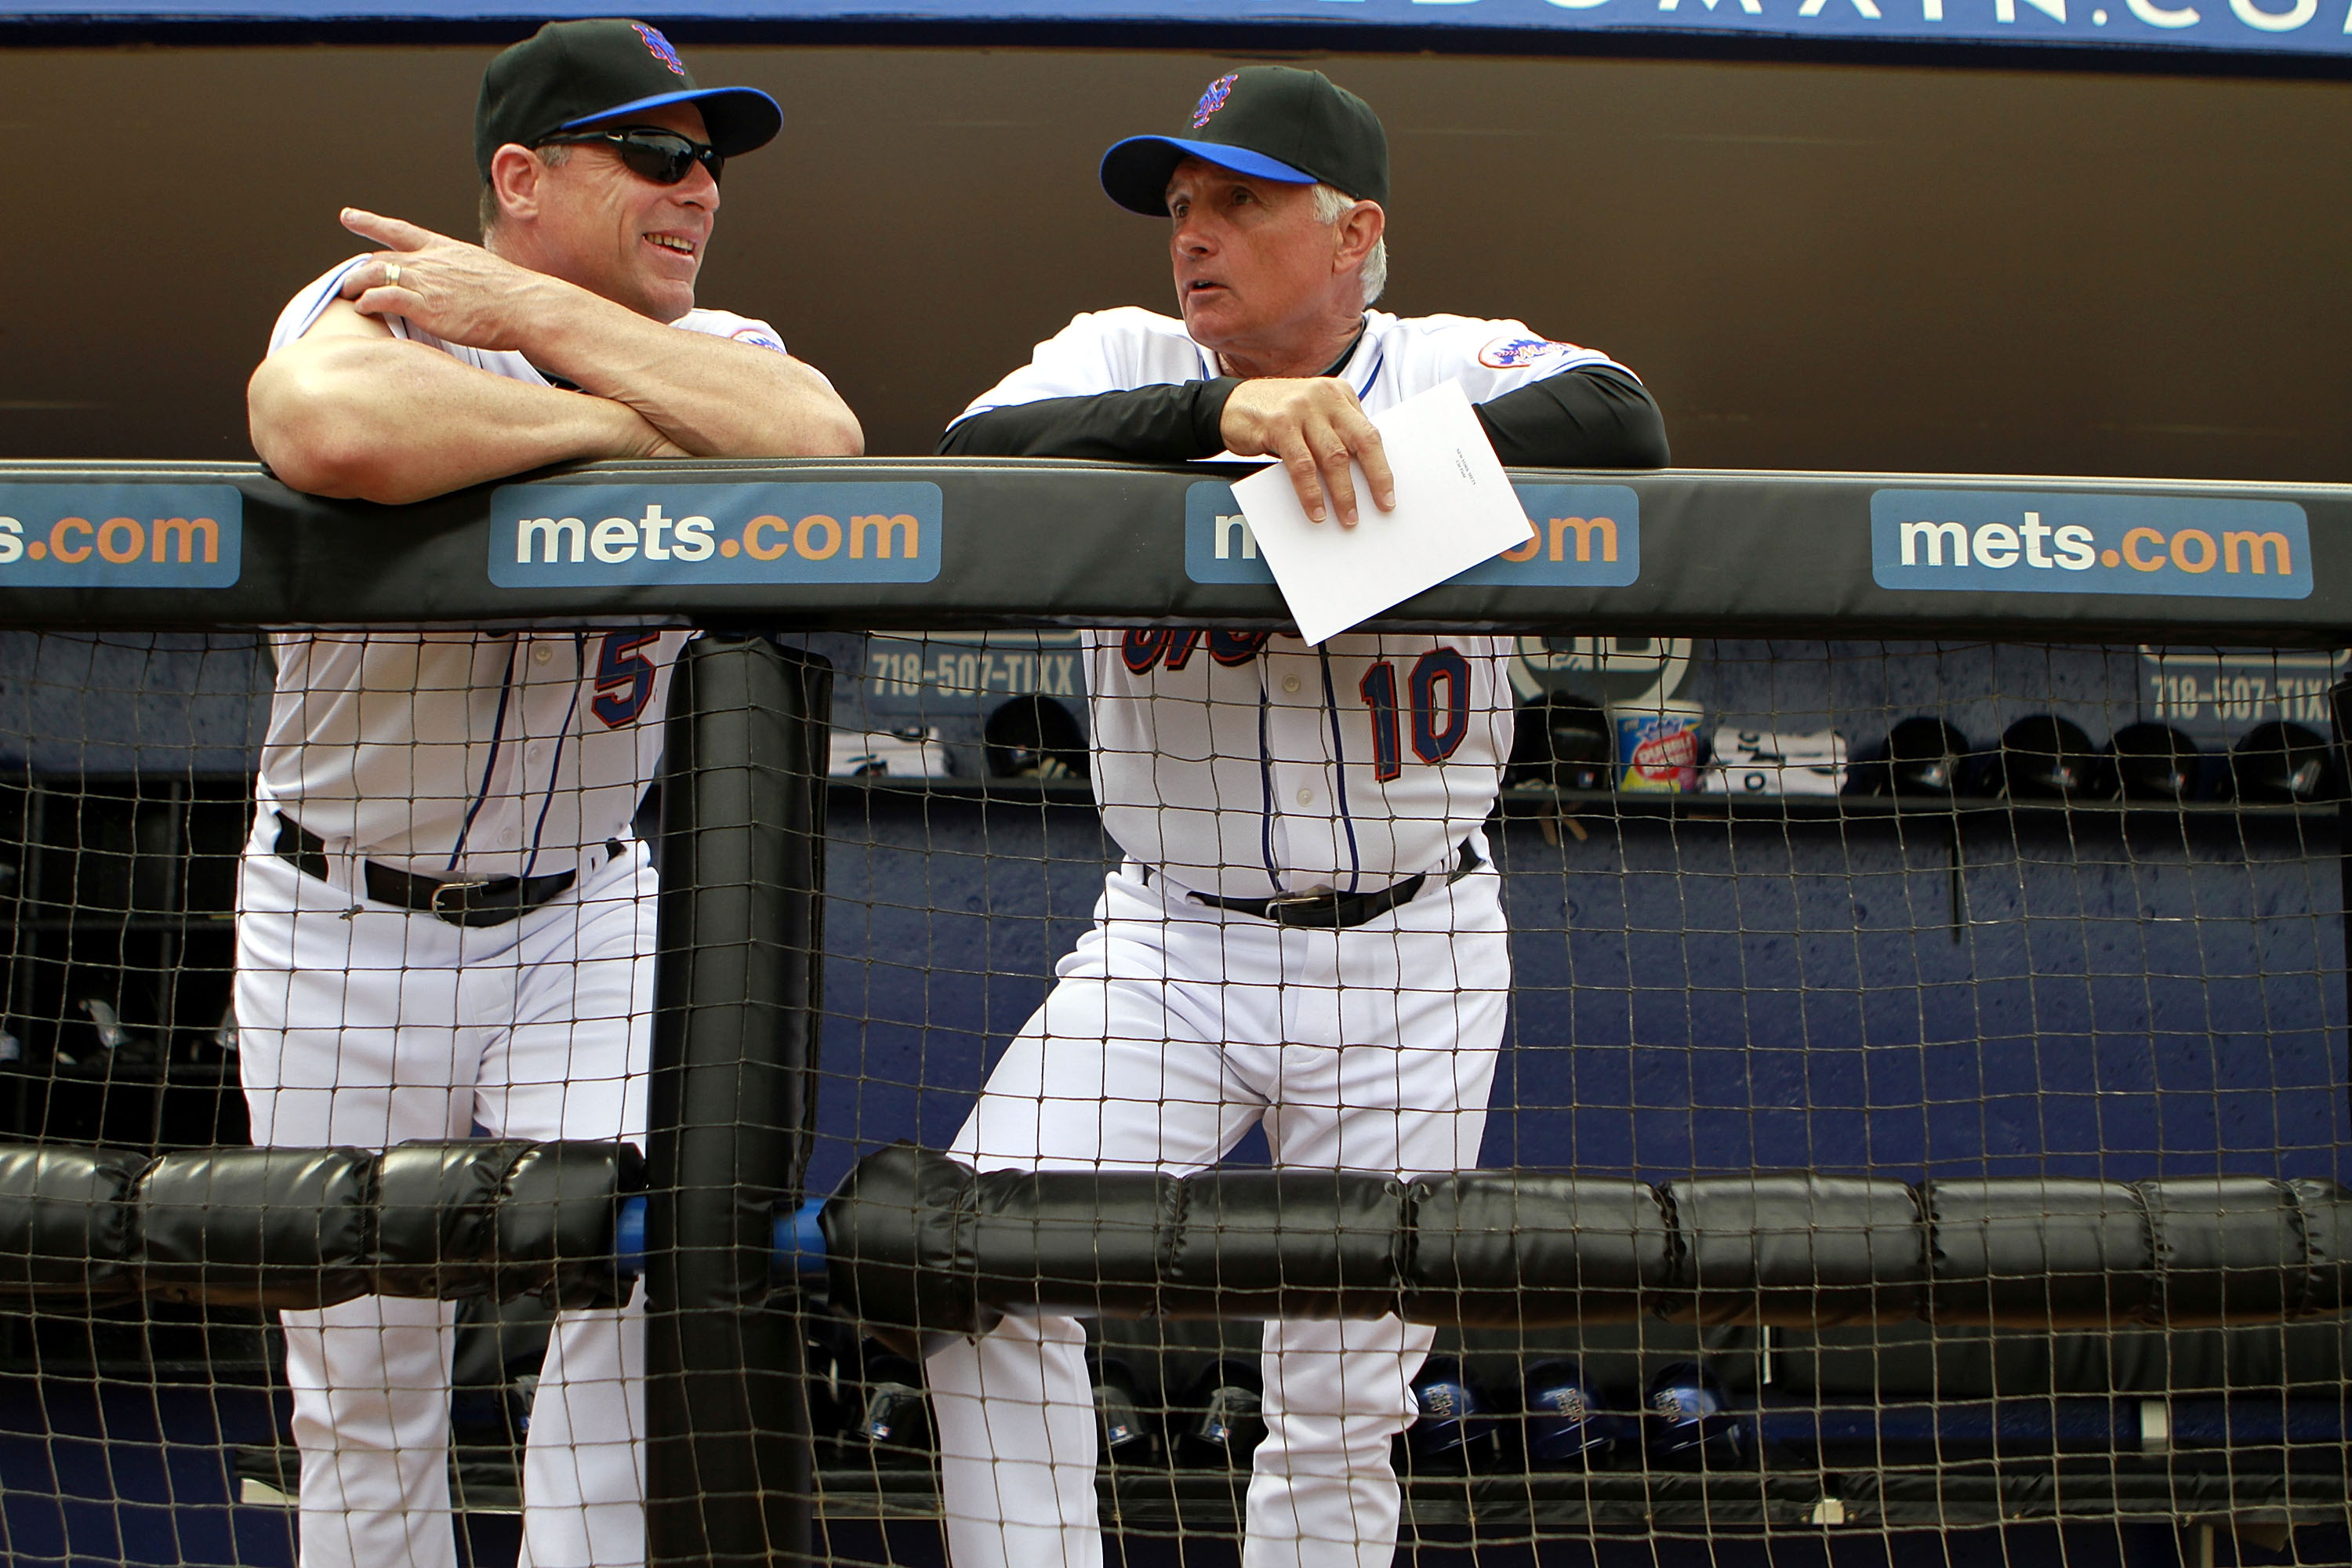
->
[236, 812, 654, 1568]
[928, 849, 1508, 1568]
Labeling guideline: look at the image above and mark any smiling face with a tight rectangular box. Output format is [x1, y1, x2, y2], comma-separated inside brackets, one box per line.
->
[1165, 157, 1379, 379]
[495, 100, 720, 322]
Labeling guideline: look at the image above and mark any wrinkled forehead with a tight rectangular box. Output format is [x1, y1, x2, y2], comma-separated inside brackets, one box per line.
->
[1163, 154, 1307, 207]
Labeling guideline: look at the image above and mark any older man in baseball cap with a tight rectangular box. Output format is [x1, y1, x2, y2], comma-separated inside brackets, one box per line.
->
[931, 65, 1664, 1568]
[241, 23, 858, 1568]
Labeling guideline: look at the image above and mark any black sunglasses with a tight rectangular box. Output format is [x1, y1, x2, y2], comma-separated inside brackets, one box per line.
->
[535, 127, 724, 187]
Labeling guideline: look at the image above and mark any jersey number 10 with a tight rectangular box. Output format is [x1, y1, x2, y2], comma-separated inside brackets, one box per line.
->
[1359, 650, 1472, 781]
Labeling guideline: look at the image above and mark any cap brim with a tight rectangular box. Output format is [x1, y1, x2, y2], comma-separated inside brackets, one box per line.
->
[1098, 135, 1316, 216]
[560, 85, 783, 158]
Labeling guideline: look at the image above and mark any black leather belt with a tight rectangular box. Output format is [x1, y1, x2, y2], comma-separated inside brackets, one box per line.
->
[273, 815, 614, 928]
[1187, 843, 1482, 930]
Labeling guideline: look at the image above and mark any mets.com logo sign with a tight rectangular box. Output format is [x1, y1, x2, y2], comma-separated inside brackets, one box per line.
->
[1185, 481, 1639, 587]
[0, 485, 241, 586]
[1871, 488, 2310, 600]
[488, 482, 942, 587]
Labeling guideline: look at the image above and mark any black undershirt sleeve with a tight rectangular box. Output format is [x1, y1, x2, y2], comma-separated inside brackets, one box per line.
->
[937, 379, 1243, 460]
[936, 364, 1669, 469]
[1472, 365, 1671, 470]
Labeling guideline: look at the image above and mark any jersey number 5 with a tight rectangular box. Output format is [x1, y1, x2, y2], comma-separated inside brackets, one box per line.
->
[1358, 649, 1472, 782]
[592, 632, 660, 728]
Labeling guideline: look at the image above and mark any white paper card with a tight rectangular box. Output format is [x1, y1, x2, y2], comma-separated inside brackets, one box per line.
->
[1229, 380, 1535, 646]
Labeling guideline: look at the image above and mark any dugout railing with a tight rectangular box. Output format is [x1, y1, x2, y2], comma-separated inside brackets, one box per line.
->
[0, 458, 2346, 1566]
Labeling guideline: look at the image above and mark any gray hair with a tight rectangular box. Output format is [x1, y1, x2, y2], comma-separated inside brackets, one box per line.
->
[477, 143, 572, 240]
[1310, 183, 1386, 307]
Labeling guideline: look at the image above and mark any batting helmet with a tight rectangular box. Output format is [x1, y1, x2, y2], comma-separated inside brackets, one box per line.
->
[985, 695, 1089, 781]
[1178, 1358, 1265, 1468]
[1521, 1357, 1619, 1467]
[1878, 716, 1970, 797]
[1507, 695, 1613, 793]
[2108, 721, 2202, 803]
[1996, 715, 2113, 800]
[1643, 1360, 1744, 1468]
[1407, 1356, 1498, 1471]
[2230, 720, 2337, 804]
[1091, 1355, 1156, 1459]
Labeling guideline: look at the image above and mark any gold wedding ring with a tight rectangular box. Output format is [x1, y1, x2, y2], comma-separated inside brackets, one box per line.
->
[384, 262, 401, 288]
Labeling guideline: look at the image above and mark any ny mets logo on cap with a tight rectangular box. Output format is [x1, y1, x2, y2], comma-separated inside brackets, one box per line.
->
[631, 23, 688, 77]
[1192, 74, 1238, 129]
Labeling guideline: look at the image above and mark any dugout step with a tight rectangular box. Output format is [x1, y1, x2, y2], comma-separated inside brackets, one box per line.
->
[230, 1423, 2352, 1534]
[1493, 786, 2338, 823]
[804, 1459, 2352, 1535]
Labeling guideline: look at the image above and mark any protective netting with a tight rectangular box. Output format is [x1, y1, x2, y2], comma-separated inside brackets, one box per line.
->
[0, 627, 2347, 1566]
[810, 631, 2352, 1566]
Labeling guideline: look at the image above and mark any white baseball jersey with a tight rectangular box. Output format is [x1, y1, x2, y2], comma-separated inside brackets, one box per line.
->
[256, 256, 784, 877]
[953, 306, 1632, 900]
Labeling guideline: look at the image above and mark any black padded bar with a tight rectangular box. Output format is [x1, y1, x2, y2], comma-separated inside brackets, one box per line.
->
[7, 1139, 2350, 1337]
[645, 636, 831, 1568]
[2, 459, 2349, 644]
[1664, 1174, 1927, 1327]
[818, 1146, 2352, 1334]
[0, 1139, 637, 1310]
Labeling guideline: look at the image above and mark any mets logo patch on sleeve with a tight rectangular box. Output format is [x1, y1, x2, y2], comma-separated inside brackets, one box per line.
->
[1479, 335, 1581, 369]
[731, 326, 786, 353]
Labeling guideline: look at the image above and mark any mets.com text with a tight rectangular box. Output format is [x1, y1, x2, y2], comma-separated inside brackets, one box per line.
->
[488, 481, 943, 586]
[1868, 488, 2311, 599]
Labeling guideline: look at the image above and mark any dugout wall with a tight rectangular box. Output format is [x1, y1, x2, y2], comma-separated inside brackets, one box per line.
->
[0, 459, 2346, 1566]
[0, 45, 2346, 482]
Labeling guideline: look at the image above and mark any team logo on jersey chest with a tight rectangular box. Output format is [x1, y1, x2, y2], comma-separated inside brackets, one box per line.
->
[1192, 74, 1238, 128]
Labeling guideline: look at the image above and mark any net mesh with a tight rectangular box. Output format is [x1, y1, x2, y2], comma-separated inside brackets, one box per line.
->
[0, 626, 2346, 1565]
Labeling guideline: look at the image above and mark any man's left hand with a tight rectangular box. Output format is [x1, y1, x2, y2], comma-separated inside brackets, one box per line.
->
[1218, 376, 1395, 527]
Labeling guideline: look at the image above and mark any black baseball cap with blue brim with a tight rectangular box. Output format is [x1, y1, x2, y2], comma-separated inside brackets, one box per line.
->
[475, 18, 783, 180]
[1099, 66, 1389, 217]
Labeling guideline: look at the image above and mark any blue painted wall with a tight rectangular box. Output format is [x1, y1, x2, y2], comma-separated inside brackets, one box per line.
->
[810, 637, 2350, 1197]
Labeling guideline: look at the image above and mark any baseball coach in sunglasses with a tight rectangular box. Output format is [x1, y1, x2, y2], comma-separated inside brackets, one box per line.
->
[237, 21, 859, 1568]
[250, 16, 860, 502]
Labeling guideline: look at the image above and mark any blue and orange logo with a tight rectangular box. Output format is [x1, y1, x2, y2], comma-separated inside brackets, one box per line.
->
[1479, 336, 1577, 369]
[0, 485, 241, 587]
[490, 481, 942, 587]
[1871, 488, 2311, 601]
[1185, 481, 1638, 590]
[632, 24, 688, 76]
[1192, 74, 1238, 129]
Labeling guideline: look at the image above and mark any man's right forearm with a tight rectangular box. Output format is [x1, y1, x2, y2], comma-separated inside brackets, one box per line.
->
[249, 335, 676, 505]
[938, 379, 1241, 460]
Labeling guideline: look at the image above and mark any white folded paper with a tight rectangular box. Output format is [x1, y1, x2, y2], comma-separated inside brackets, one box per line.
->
[1229, 380, 1535, 646]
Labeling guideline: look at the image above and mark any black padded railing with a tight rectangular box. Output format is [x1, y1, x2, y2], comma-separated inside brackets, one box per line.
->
[0, 1138, 638, 1311]
[5, 1138, 2345, 1338]
[0, 459, 2346, 644]
[820, 1145, 2352, 1333]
